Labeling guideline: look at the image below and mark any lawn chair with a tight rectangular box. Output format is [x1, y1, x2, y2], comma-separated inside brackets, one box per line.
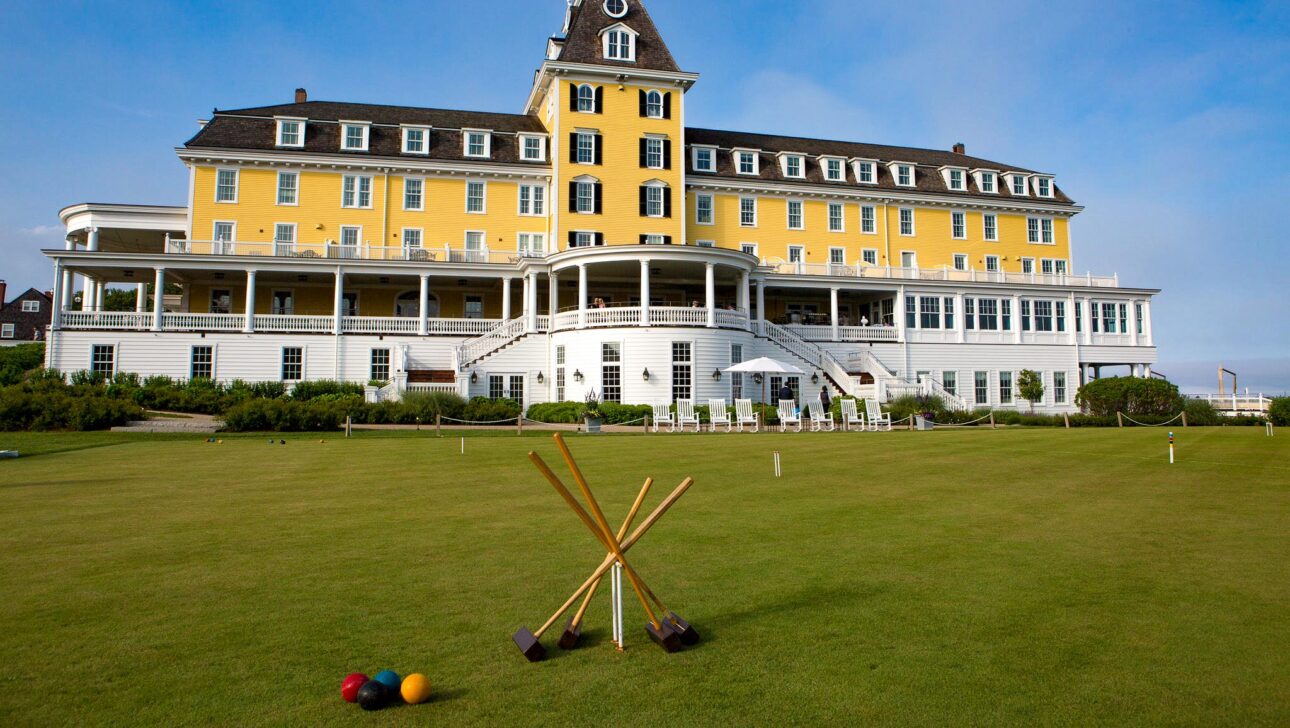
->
[840, 399, 865, 431]
[734, 399, 759, 433]
[778, 399, 803, 433]
[676, 400, 702, 432]
[708, 399, 732, 433]
[864, 398, 892, 432]
[652, 403, 675, 433]
[808, 400, 835, 432]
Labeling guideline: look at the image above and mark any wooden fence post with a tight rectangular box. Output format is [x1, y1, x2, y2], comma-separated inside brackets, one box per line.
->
[517, 414, 523, 436]
[989, 412, 996, 429]
[436, 413, 442, 437]
[908, 416, 914, 431]
[1063, 412, 1071, 429]
[1181, 411, 1189, 428]
[644, 414, 650, 434]
[345, 416, 352, 438]
[1117, 412, 1124, 428]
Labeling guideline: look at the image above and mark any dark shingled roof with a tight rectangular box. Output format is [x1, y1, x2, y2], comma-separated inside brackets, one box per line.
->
[555, 0, 681, 72]
[686, 128, 1074, 205]
[185, 101, 547, 165]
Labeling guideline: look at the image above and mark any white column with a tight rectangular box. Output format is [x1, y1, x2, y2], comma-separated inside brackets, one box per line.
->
[739, 272, 751, 312]
[519, 275, 529, 320]
[896, 285, 907, 342]
[243, 270, 257, 333]
[81, 276, 93, 311]
[94, 282, 105, 312]
[639, 260, 651, 327]
[548, 274, 559, 318]
[333, 268, 344, 336]
[526, 272, 538, 333]
[418, 275, 430, 336]
[577, 264, 588, 329]
[1144, 364, 1152, 378]
[1068, 293, 1078, 345]
[756, 280, 765, 326]
[135, 283, 147, 313]
[1081, 298, 1093, 345]
[955, 292, 966, 343]
[87, 227, 100, 252]
[830, 287, 840, 342]
[151, 268, 166, 332]
[60, 269, 74, 315]
[1142, 300, 1153, 346]
[50, 261, 64, 330]
[1011, 294, 1022, 343]
[501, 277, 512, 320]
[705, 262, 716, 328]
[1130, 299, 1140, 347]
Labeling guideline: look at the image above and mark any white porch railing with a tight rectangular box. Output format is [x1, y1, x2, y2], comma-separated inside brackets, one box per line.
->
[757, 321, 854, 396]
[1188, 394, 1272, 414]
[59, 311, 153, 330]
[782, 324, 900, 342]
[253, 315, 333, 333]
[58, 310, 509, 336]
[456, 318, 529, 370]
[764, 261, 1119, 288]
[343, 317, 419, 335]
[164, 313, 244, 331]
[167, 239, 526, 265]
[406, 383, 461, 395]
[547, 306, 750, 332]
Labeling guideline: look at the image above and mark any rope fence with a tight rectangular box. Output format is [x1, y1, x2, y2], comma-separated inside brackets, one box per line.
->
[1119, 412, 1185, 428]
[935, 412, 997, 428]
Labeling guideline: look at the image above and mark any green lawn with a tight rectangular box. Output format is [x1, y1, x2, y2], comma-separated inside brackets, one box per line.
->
[1, 428, 1287, 726]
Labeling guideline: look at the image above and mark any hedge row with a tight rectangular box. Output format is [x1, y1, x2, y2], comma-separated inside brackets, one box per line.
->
[0, 373, 143, 431]
[219, 393, 523, 432]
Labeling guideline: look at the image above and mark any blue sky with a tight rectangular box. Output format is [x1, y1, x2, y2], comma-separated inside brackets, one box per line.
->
[1, 0, 1287, 392]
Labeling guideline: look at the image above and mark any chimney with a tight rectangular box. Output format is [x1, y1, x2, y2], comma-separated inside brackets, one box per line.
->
[0, 280, 7, 307]
[295, 88, 308, 104]
[952, 142, 966, 155]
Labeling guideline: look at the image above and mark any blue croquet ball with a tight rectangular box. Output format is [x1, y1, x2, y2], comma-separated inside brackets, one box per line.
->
[373, 670, 401, 694]
[356, 680, 390, 711]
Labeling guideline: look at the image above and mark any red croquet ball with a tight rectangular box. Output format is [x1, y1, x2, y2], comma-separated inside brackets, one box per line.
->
[341, 673, 369, 703]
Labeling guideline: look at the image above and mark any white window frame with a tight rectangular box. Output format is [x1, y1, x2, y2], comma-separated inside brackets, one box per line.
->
[519, 134, 547, 162]
[517, 232, 546, 257]
[212, 220, 237, 245]
[338, 225, 363, 250]
[890, 163, 915, 188]
[739, 196, 758, 227]
[341, 175, 373, 209]
[953, 253, 968, 271]
[576, 84, 597, 113]
[786, 199, 804, 230]
[273, 222, 296, 253]
[828, 202, 845, 232]
[574, 178, 597, 214]
[691, 145, 716, 173]
[828, 247, 846, 265]
[862, 248, 878, 266]
[781, 154, 805, 179]
[340, 121, 370, 152]
[275, 117, 305, 148]
[465, 180, 487, 214]
[464, 230, 487, 254]
[644, 184, 666, 218]
[403, 176, 425, 212]
[1021, 257, 1036, 274]
[695, 193, 714, 225]
[860, 205, 877, 234]
[276, 171, 298, 206]
[518, 184, 546, 216]
[401, 125, 430, 155]
[943, 167, 967, 191]
[645, 89, 664, 119]
[602, 24, 637, 62]
[1010, 173, 1029, 196]
[1, 323, 14, 339]
[985, 254, 1000, 272]
[983, 213, 998, 242]
[852, 159, 877, 185]
[214, 168, 238, 203]
[1034, 176, 1054, 198]
[898, 207, 915, 236]
[463, 129, 492, 159]
[21, 300, 42, 313]
[734, 149, 760, 176]
[402, 227, 424, 250]
[645, 136, 665, 170]
[740, 243, 759, 257]
[974, 169, 998, 194]
[822, 157, 845, 182]
[280, 346, 305, 382]
[951, 210, 967, 239]
[787, 245, 805, 264]
[575, 131, 597, 165]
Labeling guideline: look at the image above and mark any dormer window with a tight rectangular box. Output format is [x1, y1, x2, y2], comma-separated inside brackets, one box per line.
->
[692, 145, 716, 173]
[852, 159, 877, 184]
[781, 154, 805, 179]
[340, 122, 370, 152]
[402, 126, 429, 155]
[602, 24, 637, 62]
[464, 130, 491, 158]
[1035, 176, 1054, 198]
[889, 162, 915, 187]
[941, 167, 967, 191]
[1009, 173, 1029, 196]
[275, 118, 305, 148]
[735, 150, 759, 176]
[603, 0, 627, 18]
[822, 157, 845, 182]
[519, 134, 546, 162]
[973, 169, 998, 194]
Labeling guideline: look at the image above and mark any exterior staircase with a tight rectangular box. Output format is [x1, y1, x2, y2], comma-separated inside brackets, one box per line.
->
[454, 316, 548, 371]
[755, 321, 858, 397]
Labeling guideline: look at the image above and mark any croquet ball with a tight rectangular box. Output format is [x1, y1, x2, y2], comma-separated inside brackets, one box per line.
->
[373, 670, 401, 694]
[400, 673, 432, 704]
[356, 680, 390, 711]
[340, 673, 368, 703]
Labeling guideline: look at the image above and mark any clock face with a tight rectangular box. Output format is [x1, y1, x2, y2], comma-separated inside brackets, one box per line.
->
[604, 0, 628, 19]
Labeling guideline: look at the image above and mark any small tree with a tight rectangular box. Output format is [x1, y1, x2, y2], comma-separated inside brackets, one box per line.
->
[1018, 369, 1045, 413]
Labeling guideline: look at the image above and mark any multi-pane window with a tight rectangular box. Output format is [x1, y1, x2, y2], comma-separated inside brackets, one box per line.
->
[1102, 303, 1118, 333]
[517, 233, 545, 256]
[881, 299, 894, 326]
[21, 300, 41, 313]
[862, 249, 878, 265]
[1034, 300, 1054, 331]
[277, 120, 302, 147]
[978, 298, 999, 330]
[213, 221, 235, 247]
[577, 84, 596, 112]
[1022, 258, 1035, 274]
[466, 182, 486, 213]
[825, 159, 844, 181]
[466, 132, 488, 157]
[1056, 301, 1067, 332]
[944, 297, 955, 329]
[905, 296, 917, 329]
[696, 194, 714, 224]
[277, 172, 298, 205]
[1012, 175, 1027, 195]
[785, 156, 803, 178]
[740, 197, 757, 226]
[605, 29, 633, 60]
[788, 246, 804, 264]
[573, 232, 596, 248]
[1136, 303, 1144, 335]
[919, 296, 941, 329]
[770, 376, 800, 404]
[730, 344, 745, 400]
[190, 345, 213, 380]
[693, 147, 714, 172]
[519, 184, 545, 216]
[1037, 178, 1053, 197]
[980, 172, 995, 193]
[489, 375, 506, 401]
[339, 226, 361, 252]
[829, 248, 845, 265]
[1041, 219, 1054, 244]
[899, 208, 914, 236]
[576, 133, 596, 164]
[1054, 371, 1068, 404]
[643, 137, 664, 169]
[508, 376, 525, 407]
[645, 90, 663, 118]
[951, 211, 966, 239]
[985, 255, 1000, 272]
[555, 345, 566, 402]
[404, 177, 424, 211]
[403, 127, 427, 154]
[1021, 300, 1032, 331]
[1119, 303, 1129, 334]
[274, 223, 295, 254]
[965, 298, 975, 330]
[896, 165, 913, 186]
[602, 342, 622, 404]
[370, 349, 390, 382]
[464, 295, 483, 319]
[644, 186, 664, 217]
[576, 182, 596, 213]
[787, 200, 804, 229]
[828, 203, 844, 232]
[954, 254, 968, 271]
[856, 161, 875, 183]
[343, 124, 367, 150]
[999, 371, 1014, 405]
[949, 169, 965, 190]
[342, 175, 372, 208]
[974, 371, 989, 405]
[861, 205, 876, 234]
[1002, 299, 1013, 330]
[402, 228, 422, 250]
[215, 169, 238, 202]
[281, 347, 303, 381]
[984, 213, 998, 241]
[671, 342, 692, 404]
[521, 136, 545, 161]
[943, 371, 957, 396]
[737, 151, 757, 175]
[91, 345, 115, 378]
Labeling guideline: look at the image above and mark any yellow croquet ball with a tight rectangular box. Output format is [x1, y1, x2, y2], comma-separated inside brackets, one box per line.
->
[400, 673, 432, 704]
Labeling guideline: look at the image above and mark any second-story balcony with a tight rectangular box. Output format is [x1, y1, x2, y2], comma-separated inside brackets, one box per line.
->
[166, 238, 543, 265]
[764, 260, 1120, 288]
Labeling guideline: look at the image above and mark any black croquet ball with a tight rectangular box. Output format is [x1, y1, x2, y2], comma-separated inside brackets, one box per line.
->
[356, 680, 390, 711]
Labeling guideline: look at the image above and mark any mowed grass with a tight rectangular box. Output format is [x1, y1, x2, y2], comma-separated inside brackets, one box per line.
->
[0, 427, 1287, 726]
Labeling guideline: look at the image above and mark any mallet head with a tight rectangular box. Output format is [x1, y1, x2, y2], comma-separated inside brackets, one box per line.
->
[557, 616, 582, 650]
[513, 627, 547, 662]
[667, 612, 701, 646]
[645, 620, 683, 653]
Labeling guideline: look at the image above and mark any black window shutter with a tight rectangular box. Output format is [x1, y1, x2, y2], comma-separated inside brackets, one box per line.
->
[569, 84, 577, 112]
[593, 184, 603, 214]
[663, 188, 673, 218]
[639, 186, 648, 216]
[569, 133, 577, 163]
[639, 90, 647, 117]
[568, 231, 577, 247]
[639, 234, 648, 245]
[594, 87, 603, 114]
[663, 235, 673, 245]
[594, 135, 603, 165]
[594, 233, 604, 246]
[663, 140, 672, 170]
[568, 182, 577, 213]
[663, 93, 672, 119]
[639, 138, 648, 168]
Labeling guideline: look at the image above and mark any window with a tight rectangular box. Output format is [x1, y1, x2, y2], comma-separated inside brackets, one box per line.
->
[980, 172, 996, 193]
[769, 376, 800, 404]
[974, 371, 989, 406]
[213, 222, 235, 252]
[862, 249, 878, 266]
[466, 181, 486, 213]
[271, 290, 294, 316]
[788, 246, 804, 264]
[281, 347, 303, 381]
[643, 186, 665, 217]
[881, 299, 895, 326]
[602, 342, 622, 404]
[342, 123, 369, 151]
[1041, 259, 1054, 275]
[575, 181, 597, 214]
[518, 184, 545, 216]
[644, 137, 664, 169]
[572, 231, 598, 248]
[1119, 303, 1128, 335]
[394, 228, 420, 253]
[404, 177, 424, 211]
[555, 345, 566, 401]
[965, 298, 975, 330]
[943, 371, 957, 396]
[464, 295, 484, 320]
[829, 248, 845, 265]
[861, 205, 876, 234]
[787, 200, 804, 230]
[370, 349, 390, 382]
[978, 298, 999, 330]
[1022, 258, 1035, 274]
[342, 175, 372, 208]
[855, 160, 876, 184]
[953, 254, 968, 271]
[1034, 300, 1054, 331]
[604, 0, 627, 18]
[737, 243, 759, 258]
[1054, 371, 1068, 404]
[784, 155, 804, 178]
[91, 345, 115, 378]
[730, 344, 745, 400]
[896, 165, 914, 186]
[671, 342, 692, 404]
[828, 203, 844, 232]
[695, 194, 714, 224]
[645, 90, 663, 118]
[274, 172, 298, 206]
[1028, 217, 1054, 244]
[944, 297, 955, 329]
[517, 233, 545, 256]
[905, 296, 917, 329]
[402, 126, 428, 155]
[1056, 301, 1067, 332]
[1041, 218, 1054, 244]
[1002, 299, 1012, 331]
[465, 131, 490, 158]
[521, 135, 545, 161]
[740, 197, 757, 227]
[736, 151, 758, 175]
[1036, 177, 1053, 197]
[985, 255, 999, 272]
[693, 147, 715, 172]
[273, 224, 296, 255]
[1055, 259, 1068, 275]
[576, 132, 596, 164]
[951, 211, 966, 239]
[999, 371, 1014, 405]
[1100, 302, 1117, 333]
[605, 28, 635, 61]
[824, 158, 844, 182]
[948, 169, 965, 190]
[276, 119, 303, 147]
[1021, 300, 1032, 331]
[1136, 303, 1144, 335]
[577, 84, 596, 113]
[899, 208, 914, 236]
[488, 375, 505, 401]
[1012, 174, 1028, 196]
[215, 169, 238, 203]
[983, 213, 998, 242]
[919, 296, 941, 329]
[21, 300, 42, 313]
[338, 226, 362, 253]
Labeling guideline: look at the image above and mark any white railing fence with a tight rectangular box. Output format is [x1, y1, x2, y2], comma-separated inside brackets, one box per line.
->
[456, 317, 529, 370]
[762, 260, 1119, 288]
[757, 321, 854, 396]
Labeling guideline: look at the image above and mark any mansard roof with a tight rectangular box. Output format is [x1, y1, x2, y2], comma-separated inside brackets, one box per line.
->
[686, 128, 1074, 205]
[554, 0, 681, 72]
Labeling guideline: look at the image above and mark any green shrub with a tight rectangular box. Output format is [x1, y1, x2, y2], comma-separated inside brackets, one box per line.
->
[600, 402, 652, 424]
[0, 343, 45, 386]
[289, 379, 365, 401]
[461, 396, 521, 423]
[1183, 398, 1224, 427]
[400, 391, 466, 424]
[526, 401, 586, 423]
[1076, 377, 1183, 416]
[0, 385, 142, 431]
[1270, 397, 1290, 427]
[221, 398, 345, 432]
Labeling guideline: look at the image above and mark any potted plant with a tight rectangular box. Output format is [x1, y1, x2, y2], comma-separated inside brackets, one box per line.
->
[583, 390, 603, 434]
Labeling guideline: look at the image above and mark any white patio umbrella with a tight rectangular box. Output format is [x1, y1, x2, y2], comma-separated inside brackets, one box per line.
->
[723, 357, 806, 406]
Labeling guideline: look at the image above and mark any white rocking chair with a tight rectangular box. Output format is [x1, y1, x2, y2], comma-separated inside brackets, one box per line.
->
[840, 399, 865, 431]
[778, 399, 803, 433]
[708, 399, 732, 432]
[808, 400, 836, 432]
[652, 403, 675, 433]
[864, 398, 892, 432]
[734, 399, 759, 433]
[676, 400, 702, 432]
